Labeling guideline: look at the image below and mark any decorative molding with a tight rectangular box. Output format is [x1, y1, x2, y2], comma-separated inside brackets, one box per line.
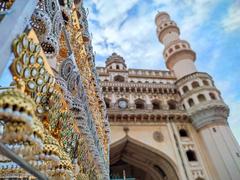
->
[108, 109, 190, 123]
[188, 100, 229, 130]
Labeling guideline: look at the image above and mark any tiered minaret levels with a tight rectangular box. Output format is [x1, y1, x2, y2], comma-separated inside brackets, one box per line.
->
[155, 12, 197, 79]
[156, 12, 240, 180]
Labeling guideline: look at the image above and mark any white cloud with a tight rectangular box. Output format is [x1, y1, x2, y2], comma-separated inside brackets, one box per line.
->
[86, 0, 139, 26]
[221, 1, 240, 32]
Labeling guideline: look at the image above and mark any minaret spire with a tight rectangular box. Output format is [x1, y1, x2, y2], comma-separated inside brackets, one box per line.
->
[155, 12, 196, 79]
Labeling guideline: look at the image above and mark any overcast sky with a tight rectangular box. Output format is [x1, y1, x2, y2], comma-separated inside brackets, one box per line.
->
[85, 0, 240, 142]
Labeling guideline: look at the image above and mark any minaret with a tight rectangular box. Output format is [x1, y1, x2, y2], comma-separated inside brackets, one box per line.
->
[155, 12, 240, 180]
[155, 12, 197, 79]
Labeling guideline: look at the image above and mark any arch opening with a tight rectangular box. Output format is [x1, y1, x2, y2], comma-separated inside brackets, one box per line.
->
[110, 137, 179, 180]
[179, 129, 188, 137]
[186, 150, 198, 161]
[192, 81, 200, 88]
[135, 99, 145, 109]
[168, 100, 177, 110]
[197, 94, 206, 102]
[182, 86, 189, 93]
[188, 98, 194, 107]
[152, 100, 161, 110]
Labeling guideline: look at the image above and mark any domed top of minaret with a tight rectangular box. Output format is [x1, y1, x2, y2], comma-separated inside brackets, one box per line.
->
[105, 52, 127, 70]
[155, 11, 170, 26]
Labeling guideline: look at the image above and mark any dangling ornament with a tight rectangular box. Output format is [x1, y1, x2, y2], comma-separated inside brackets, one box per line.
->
[51, 149, 74, 179]
[0, 89, 35, 156]
[0, 89, 45, 178]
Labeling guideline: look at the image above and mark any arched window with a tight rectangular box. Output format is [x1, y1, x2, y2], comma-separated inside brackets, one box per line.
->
[192, 81, 200, 88]
[169, 48, 173, 53]
[114, 75, 124, 82]
[152, 100, 161, 110]
[197, 94, 206, 102]
[175, 45, 180, 49]
[186, 150, 197, 161]
[202, 80, 209, 86]
[179, 129, 188, 137]
[188, 98, 194, 107]
[104, 79, 109, 82]
[182, 86, 189, 93]
[135, 99, 145, 109]
[104, 98, 111, 108]
[209, 92, 216, 100]
[116, 65, 120, 69]
[168, 100, 177, 110]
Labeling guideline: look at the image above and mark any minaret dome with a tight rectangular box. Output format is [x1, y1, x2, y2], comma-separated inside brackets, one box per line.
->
[105, 52, 127, 70]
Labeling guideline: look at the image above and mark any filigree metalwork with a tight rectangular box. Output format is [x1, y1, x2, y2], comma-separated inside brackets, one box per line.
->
[31, 0, 64, 59]
[11, 33, 55, 115]
[44, 0, 60, 19]
[41, 35, 59, 58]
[31, 9, 52, 41]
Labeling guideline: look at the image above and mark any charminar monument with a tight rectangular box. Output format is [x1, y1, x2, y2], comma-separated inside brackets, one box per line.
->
[97, 12, 240, 180]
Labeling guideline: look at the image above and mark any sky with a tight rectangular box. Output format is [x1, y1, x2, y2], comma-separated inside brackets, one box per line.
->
[84, 0, 240, 142]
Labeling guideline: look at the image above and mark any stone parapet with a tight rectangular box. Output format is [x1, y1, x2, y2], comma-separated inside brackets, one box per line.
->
[97, 67, 176, 79]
